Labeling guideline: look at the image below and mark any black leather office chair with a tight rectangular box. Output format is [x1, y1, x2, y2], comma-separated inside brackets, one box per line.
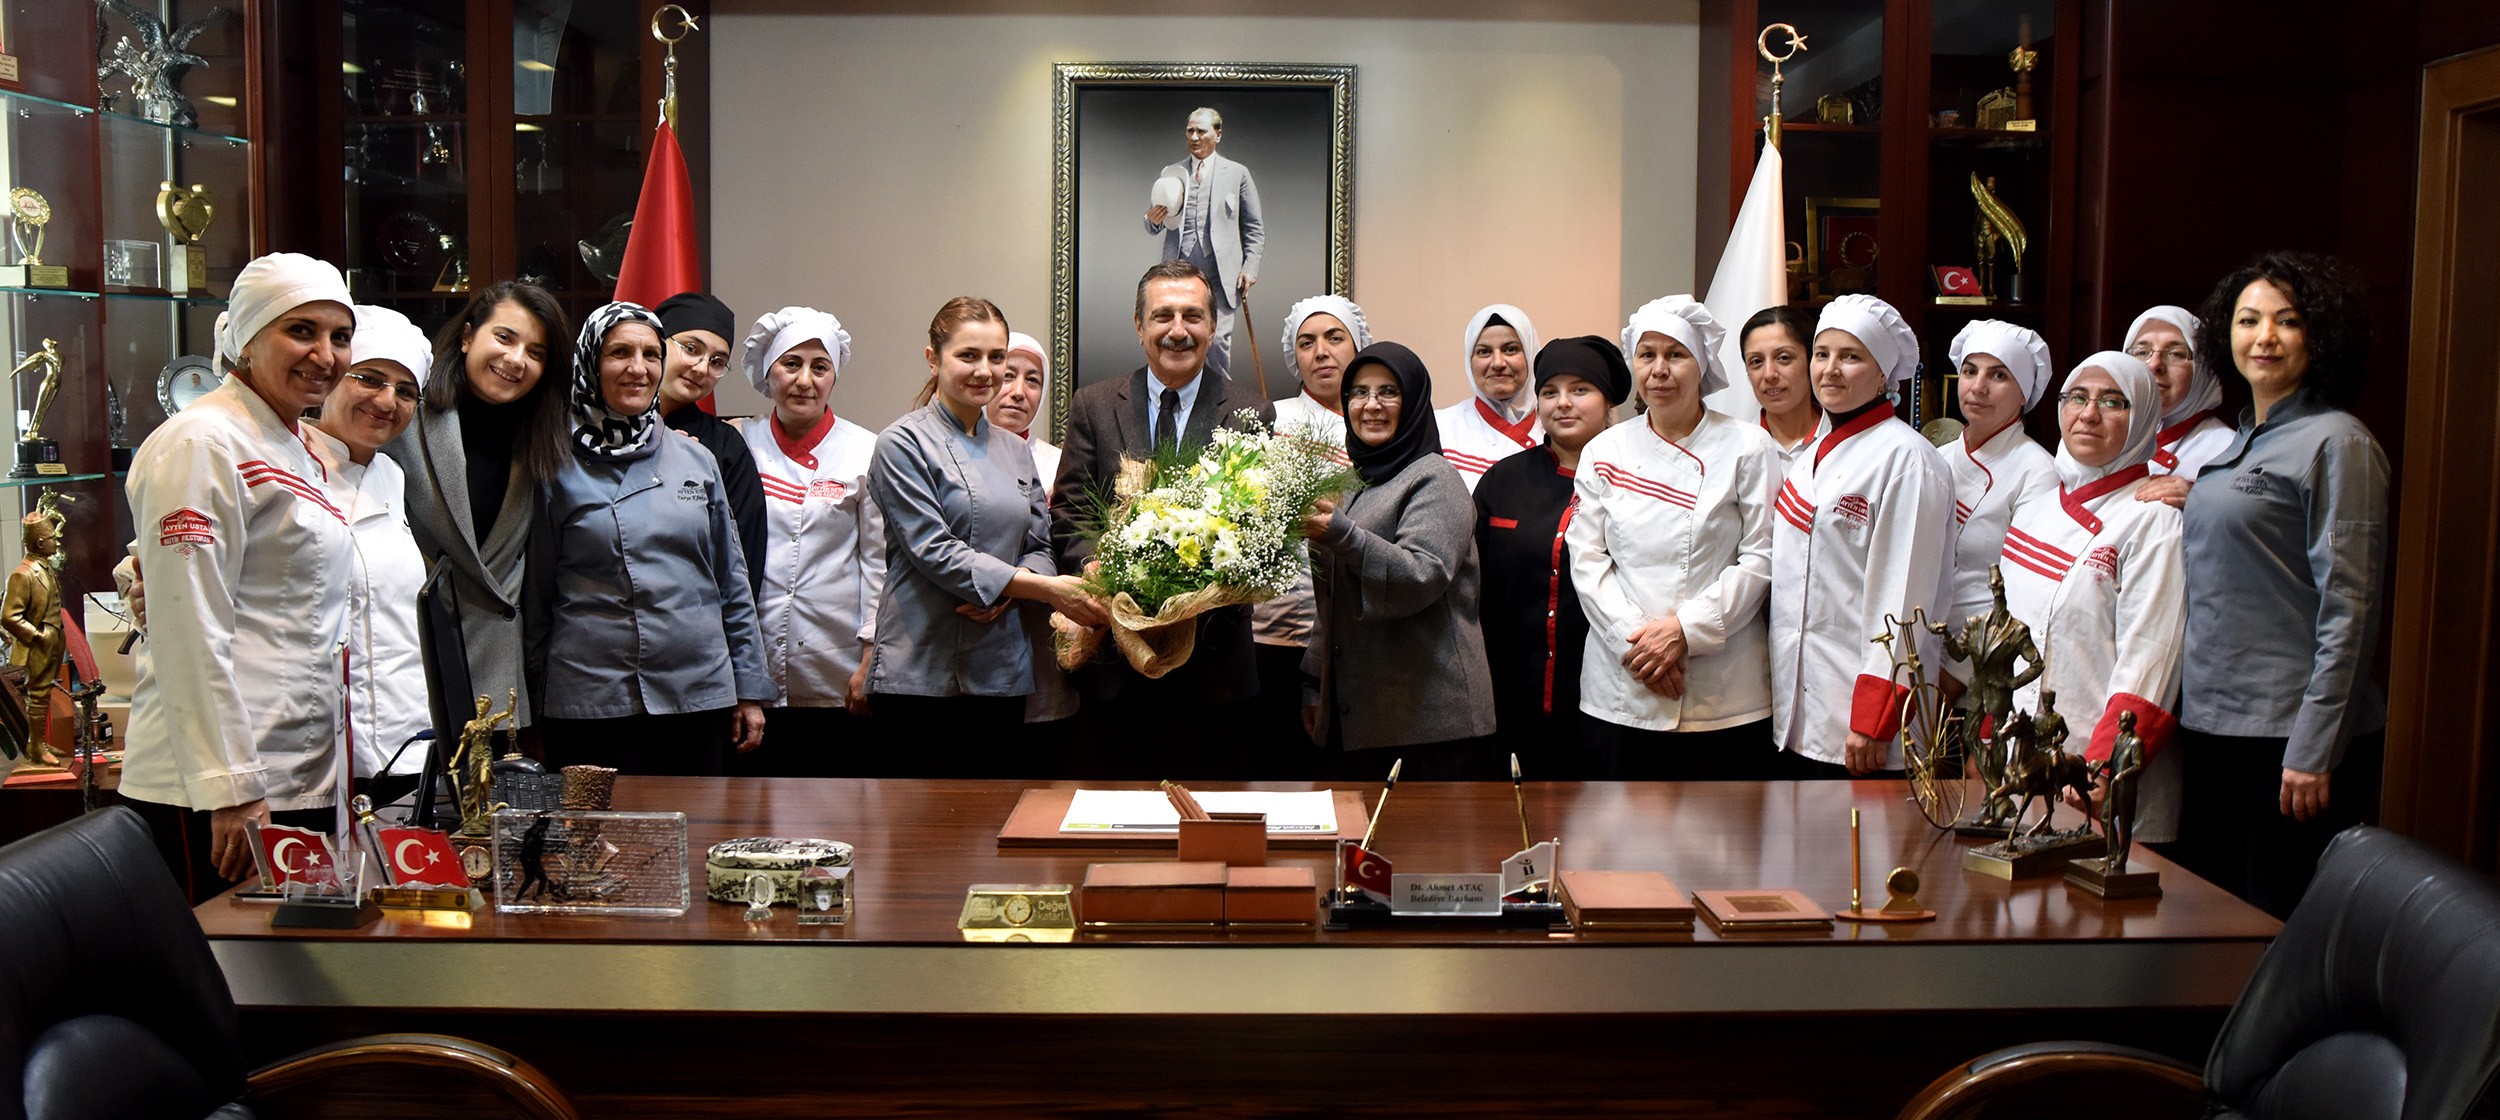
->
[1899, 825, 2500, 1120]
[0, 807, 581, 1120]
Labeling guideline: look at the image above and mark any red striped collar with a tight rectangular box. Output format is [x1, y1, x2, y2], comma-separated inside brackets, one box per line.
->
[772, 408, 837, 469]
[2151, 408, 2222, 470]
[1645, 415, 1707, 476]
[1813, 405, 1893, 470]
[2058, 463, 2149, 534]
[1476, 397, 1538, 447]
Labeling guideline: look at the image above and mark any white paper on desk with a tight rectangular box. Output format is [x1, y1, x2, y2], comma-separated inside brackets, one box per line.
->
[1058, 789, 1339, 834]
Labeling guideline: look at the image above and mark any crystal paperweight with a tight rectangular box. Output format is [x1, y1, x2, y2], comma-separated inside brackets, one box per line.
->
[491, 809, 689, 917]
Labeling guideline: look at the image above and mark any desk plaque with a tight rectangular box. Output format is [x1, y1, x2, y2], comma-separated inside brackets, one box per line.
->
[959, 883, 1076, 942]
[490, 809, 689, 917]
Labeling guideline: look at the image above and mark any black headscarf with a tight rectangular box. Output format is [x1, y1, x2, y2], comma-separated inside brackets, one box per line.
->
[1534, 335, 1632, 405]
[1336, 341, 1442, 485]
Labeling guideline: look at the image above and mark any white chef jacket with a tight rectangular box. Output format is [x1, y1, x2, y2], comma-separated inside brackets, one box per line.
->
[1941, 420, 2057, 672]
[1569, 411, 1779, 732]
[1998, 464, 2186, 842]
[1021, 431, 1077, 723]
[123, 375, 355, 813]
[2149, 409, 2234, 480]
[308, 429, 428, 779]
[741, 412, 885, 707]
[1768, 406, 1955, 767]
[1253, 390, 1349, 648]
[1437, 395, 1541, 492]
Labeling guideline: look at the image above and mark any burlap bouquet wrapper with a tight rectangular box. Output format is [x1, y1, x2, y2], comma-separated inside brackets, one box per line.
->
[1053, 582, 1260, 678]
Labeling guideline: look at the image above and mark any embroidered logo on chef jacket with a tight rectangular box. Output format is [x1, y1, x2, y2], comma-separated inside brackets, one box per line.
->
[159, 507, 214, 555]
[1829, 493, 1873, 528]
[2081, 544, 2121, 582]
[2230, 467, 2278, 497]
[808, 478, 848, 502]
[677, 479, 706, 501]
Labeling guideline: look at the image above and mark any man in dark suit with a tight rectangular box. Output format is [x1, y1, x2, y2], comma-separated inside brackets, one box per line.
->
[1053, 260, 1277, 778]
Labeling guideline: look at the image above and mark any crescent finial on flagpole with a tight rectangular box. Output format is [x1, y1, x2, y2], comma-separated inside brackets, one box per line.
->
[651, 5, 700, 129]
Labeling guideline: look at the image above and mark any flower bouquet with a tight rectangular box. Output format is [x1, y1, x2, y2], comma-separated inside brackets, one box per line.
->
[1056, 410, 1358, 678]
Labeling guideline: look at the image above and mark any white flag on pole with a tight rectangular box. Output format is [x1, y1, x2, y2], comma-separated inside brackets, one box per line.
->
[1501, 840, 1556, 896]
[1701, 143, 1789, 425]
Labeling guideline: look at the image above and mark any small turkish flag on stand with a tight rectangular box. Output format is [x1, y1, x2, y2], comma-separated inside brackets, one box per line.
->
[375, 825, 469, 888]
[1341, 840, 1394, 902]
[251, 823, 341, 892]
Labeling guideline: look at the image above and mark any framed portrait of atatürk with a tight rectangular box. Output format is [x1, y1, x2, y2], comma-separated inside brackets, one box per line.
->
[1049, 62, 1355, 440]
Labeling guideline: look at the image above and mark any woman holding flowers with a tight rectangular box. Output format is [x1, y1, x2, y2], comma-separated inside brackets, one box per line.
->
[864, 297, 1105, 773]
[1301, 341, 1497, 779]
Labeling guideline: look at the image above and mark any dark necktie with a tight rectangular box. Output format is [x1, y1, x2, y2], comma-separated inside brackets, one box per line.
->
[1155, 388, 1181, 450]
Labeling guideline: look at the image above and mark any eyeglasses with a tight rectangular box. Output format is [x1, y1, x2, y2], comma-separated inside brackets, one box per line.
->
[343, 369, 420, 404]
[1344, 385, 1401, 403]
[2125, 344, 2193, 366]
[2056, 390, 2131, 413]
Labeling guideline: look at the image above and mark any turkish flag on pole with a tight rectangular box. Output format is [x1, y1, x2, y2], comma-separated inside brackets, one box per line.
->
[1701, 143, 1788, 425]
[613, 121, 702, 309]
[251, 822, 342, 892]
[1340, 841, 1394, 902]
[376, 825, 470, 889]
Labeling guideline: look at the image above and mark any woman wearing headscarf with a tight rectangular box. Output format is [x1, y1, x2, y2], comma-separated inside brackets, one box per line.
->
[384, 281, 571, 729]
[1571, 298, 1783, 779]
[735, 306, 883, 776]
[654, 291, 767, 600]
[1741, 305, 1823, 468]
[2174, 252, 2389, 917]
[1250, 296, 1367, 774]
[527, 301, 771, 776]
[1768, 295, 1955, 777]
[987, 332, 1081, 739]
[2124, 305, 2235, 485]
[1301, 341, 1497, 778]
[1436, 304, 1541, 491]
[122, 253, 360, 898]
[1997, 351, 2186, 852]
[1938, 321, 2059, 699]
[866, 298, 1106, 773]
[317, 306, 434, 808]
[1475, 336, 1623, 774]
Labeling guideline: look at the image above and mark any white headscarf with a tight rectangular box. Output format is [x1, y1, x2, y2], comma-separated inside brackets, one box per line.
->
[350, 304, 434, 390]
[1461, 304, 1539, 413]
[741, 306, 852, 395]
[214, 252, 353, 373]
[1948, 319, 2053, 411]
[1005, 329, 1052, 406]
[1814, 294, 1920, 386]
[2052, 350, 2162, 489]
[1621, 295, 1729, 396]
[1279, 295, 1373, 380]
[2124, 304, 2219, 427]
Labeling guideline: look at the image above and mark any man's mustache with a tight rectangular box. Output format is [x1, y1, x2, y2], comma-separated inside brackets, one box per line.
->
[1157, 334, 1199, 352]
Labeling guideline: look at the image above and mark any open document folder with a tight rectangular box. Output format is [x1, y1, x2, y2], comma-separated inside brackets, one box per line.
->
[1059, 789, 1341, 834]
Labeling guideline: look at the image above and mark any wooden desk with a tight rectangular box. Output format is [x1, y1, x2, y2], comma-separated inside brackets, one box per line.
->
[204, 779, 2276, 1118]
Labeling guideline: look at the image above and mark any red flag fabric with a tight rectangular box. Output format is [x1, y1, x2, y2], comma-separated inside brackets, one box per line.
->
[1341, 841, 1393, 900]
[253, 823, 341, 891]
[613, 121, 703, 312]
[376, 825, 469, 888]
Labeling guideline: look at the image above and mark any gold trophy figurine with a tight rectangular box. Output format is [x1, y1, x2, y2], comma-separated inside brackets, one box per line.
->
[156, 181, 216, 295]
[1, 495, 69, 767]
[1971, 173, 2030, 304]
[447, 689, 517, 885]
[6, 339, 69, 478]
[2009, 44, 2039, 125]
[2, 188, 69, 290]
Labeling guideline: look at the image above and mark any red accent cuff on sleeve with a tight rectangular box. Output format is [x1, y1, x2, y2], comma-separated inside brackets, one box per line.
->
[2088, 693, 2179, 762]
[1851, 674, 1910, 741]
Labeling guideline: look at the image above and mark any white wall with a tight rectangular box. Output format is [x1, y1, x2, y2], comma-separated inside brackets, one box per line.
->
[710, 2, 1701, 428]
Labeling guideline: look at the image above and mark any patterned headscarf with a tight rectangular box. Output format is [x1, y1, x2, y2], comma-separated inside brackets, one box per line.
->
[569, 301, 667, 463]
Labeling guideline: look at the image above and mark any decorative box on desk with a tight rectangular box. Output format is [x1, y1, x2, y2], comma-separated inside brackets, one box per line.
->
[1080, 861, 1226, 927]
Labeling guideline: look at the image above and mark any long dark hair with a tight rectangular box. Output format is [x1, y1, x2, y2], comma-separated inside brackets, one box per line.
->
[2193, 251, 2372, 411]
[424, 281, 573, 478]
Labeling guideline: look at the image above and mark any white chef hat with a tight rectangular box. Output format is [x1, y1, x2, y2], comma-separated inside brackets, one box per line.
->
[1948, 319, 2054, 410]
[2052, 350, 2162, 488]
[2124, 304, 2221, 425]
[1621, 295, 1729, 396]
[350, 304, 434, 390]
[215, 252, 353, 373]
[1814, 294, 1921, 385]
[741, 306, 852, 395]
[1279, 295, 1373, 379]
[1005, 330, 1051, 395]
[1461, 304, 1539, 398]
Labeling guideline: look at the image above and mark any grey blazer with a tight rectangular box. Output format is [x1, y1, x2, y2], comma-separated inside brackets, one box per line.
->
[1302, 453, 1497, 752]
[384, 404, 538, 725]
[1052, 366, 1275, 704]
[1144, 152, 1264, 302]
[867, 403, 1054, 699]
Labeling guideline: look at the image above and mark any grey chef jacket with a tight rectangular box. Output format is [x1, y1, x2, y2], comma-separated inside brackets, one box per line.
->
[527, 434, 772, 718]
[2180, 386, 2388, 772]
[866, 402, 1055, 698]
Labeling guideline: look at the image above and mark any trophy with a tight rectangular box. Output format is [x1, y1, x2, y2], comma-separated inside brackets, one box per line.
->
[1928, 567, 2043, 835]
[1, 189, 69, 290]
[157, 182, 215, 294]
[6, 340, 69, 478]
[1962, 690, 2108, 879]
[2067, 711, 2163, 899]
[1971, 173, 2030, 304]
[98, 2, 230, 129]
[447, 690, 518, 886]
[2, 494, 71, 766]
[2009, 43, 2039, 125]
